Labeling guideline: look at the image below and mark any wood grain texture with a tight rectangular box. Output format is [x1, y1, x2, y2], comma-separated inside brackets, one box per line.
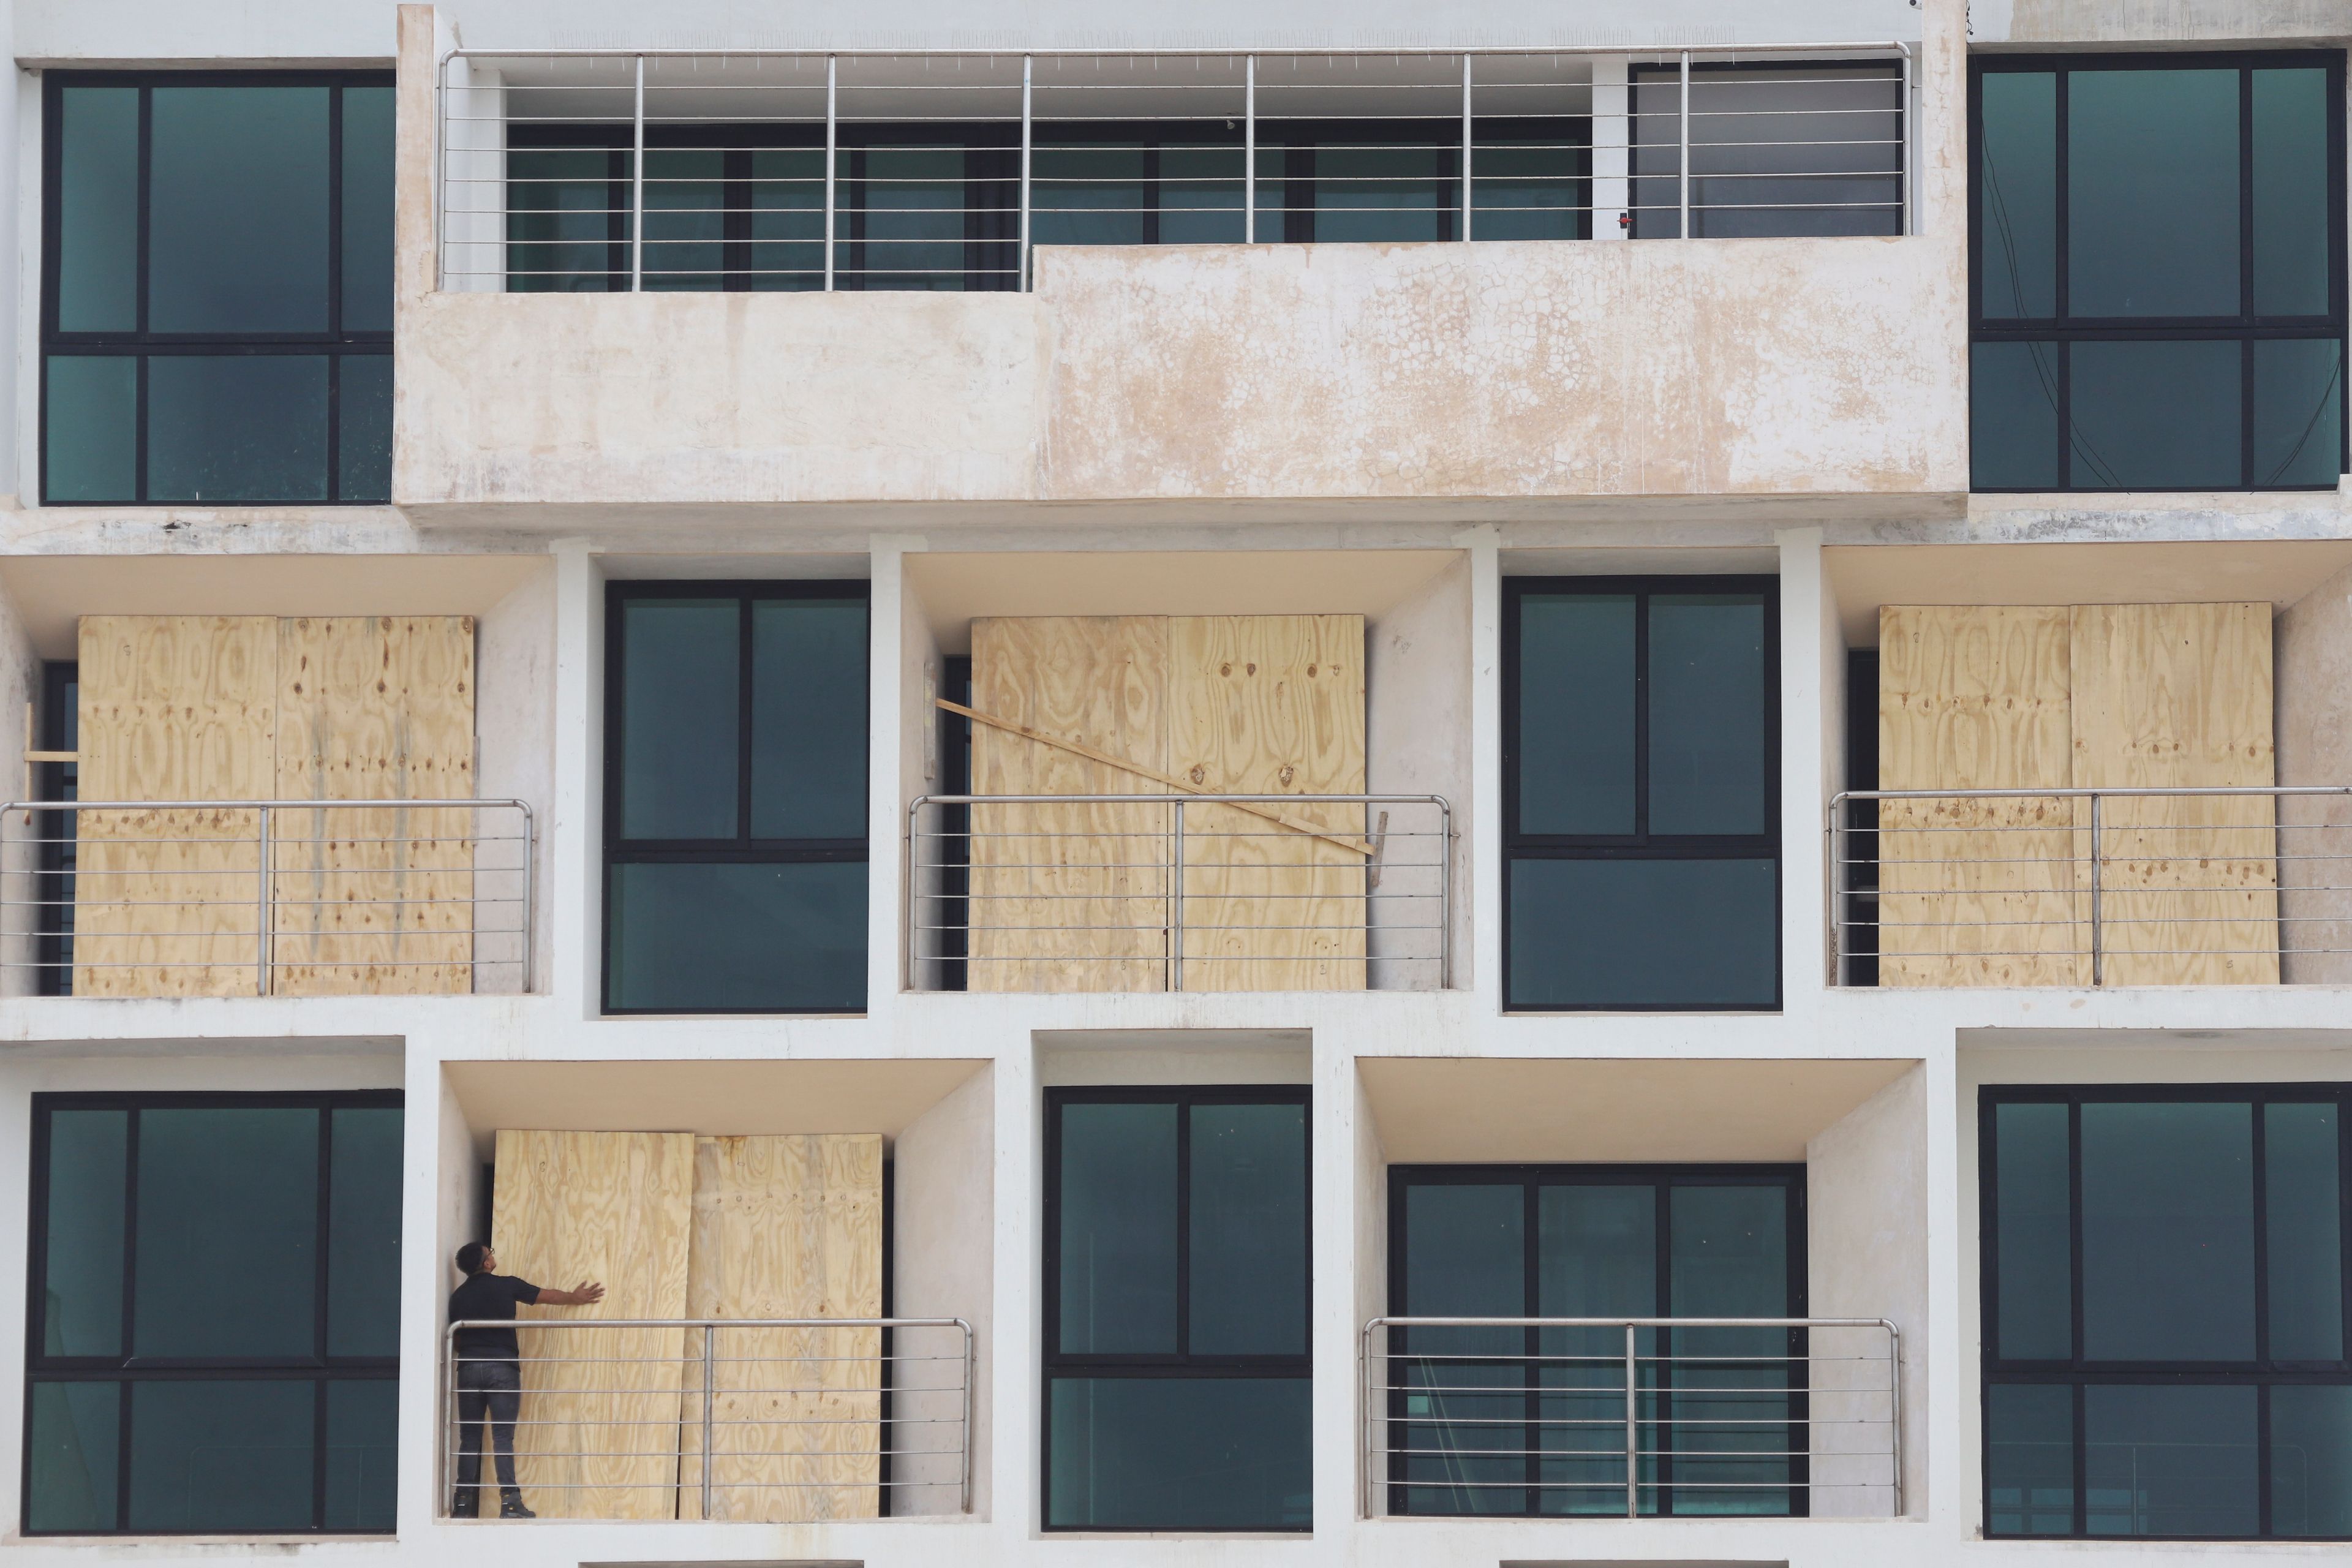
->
[2070, 603, 2278, 986]
[1166, 614, 1366, 990]
[681, 1135, 883, 1522]
[969, 616, 1170, 992]
[1877, 606, 2087, 987]
[273, 617, 477, 995]
[490, 1129, 694, 1520]
[74, 616, 277, 997]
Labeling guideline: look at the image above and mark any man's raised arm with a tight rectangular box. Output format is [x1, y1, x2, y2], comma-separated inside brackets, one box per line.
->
[535, 1281, 608, 1307]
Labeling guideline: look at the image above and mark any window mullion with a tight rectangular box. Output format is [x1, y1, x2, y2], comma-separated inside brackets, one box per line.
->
[1175, 1096, 1192, 1361]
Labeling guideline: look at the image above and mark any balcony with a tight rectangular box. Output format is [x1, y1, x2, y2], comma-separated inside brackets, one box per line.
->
[440, 1316, 973, 1521]
[396, 20, 1964, 512]
[1360, 1315, 1902, 1519]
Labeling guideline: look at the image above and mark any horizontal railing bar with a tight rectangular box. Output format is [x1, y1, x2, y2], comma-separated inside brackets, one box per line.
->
[1374, 1316, 1891, 1330]
[454, 1316, 967, 1330]
[450, 43, 1912, 61]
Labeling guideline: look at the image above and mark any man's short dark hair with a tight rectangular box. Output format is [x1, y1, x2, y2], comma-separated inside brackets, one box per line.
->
[456, 1240, 493, 1276]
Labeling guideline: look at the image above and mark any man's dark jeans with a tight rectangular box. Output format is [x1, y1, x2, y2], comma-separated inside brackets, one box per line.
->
[454, 1359, 522, 1495]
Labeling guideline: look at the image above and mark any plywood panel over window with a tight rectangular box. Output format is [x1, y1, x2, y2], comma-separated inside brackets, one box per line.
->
[2069, 603, 2278, 986]
[490, 1130, 694, 1521]
[74, 616, 277, 997]
[273, 616, 476, 995]
[681, 1134, 883, 1523]
[1877, 606, 2085, 987]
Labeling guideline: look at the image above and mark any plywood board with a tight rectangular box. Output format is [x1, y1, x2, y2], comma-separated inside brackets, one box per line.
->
[489, 1130, 694, 1521]
[273, 617, 477, 995]
[968, 617, 1170, 992]
[1167, 614, 1366, 990]
[1877, 606, 2086, 987]
[74, 616, 277, 997]
[2070, 603, 2278, 986]
[680, 1135, 883, 1523]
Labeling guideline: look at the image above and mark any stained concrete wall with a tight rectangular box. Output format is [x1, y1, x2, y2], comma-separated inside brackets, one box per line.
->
[2276, 563, 2352, 982]
[1974, 0, 2352, 43]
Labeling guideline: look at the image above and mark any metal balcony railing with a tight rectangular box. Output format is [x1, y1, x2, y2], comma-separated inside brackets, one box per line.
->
[435, 43, 1913, 293]
[441, 1317, 973, 1521]
[1361, 1316, 1902, 1520]
[2, 799, 534, 997]
[905, 791, 1450, 992]
[1830, 786, 2352, 987]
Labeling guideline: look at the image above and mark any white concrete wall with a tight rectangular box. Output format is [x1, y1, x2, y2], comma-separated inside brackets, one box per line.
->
[889, 1062, 994, 1518]
[474, 562, 556, 993]
[1365, 553, 1471, 990]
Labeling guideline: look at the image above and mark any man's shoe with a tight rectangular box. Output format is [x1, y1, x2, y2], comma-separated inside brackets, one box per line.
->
[499, 1494, 537, 1520]
[450, 1491, 479, 1518]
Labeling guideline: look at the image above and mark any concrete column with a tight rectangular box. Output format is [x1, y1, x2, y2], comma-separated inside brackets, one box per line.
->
[1590, 54, 1630, 240]
[1461, 524, 1501, 1005]
[547, 538, 602, 1017]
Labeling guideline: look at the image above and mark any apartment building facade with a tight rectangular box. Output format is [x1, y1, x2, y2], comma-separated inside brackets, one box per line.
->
[0, 0, 2345, 1562]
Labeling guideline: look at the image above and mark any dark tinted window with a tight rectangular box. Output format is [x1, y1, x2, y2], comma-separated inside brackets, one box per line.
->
[24, 1093, 402, 1537]
[41, 73, 393, 505]
[1045, 1088, 1311, 1531]
[1632, 63, 1904, 238]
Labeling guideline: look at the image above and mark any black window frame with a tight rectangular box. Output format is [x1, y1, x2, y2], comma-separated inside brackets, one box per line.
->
[1040, 1084, 1314, 1534]
[38, 69, 396, 507]
[1386, 1162, 1809, 1518]
[1969, 50, 2350, 492]
[22, 1088, 404, 1537]
[599, 578, 870, 1016]
[1501, 574, 1782, 1012]
[1978, 1082, 2352, 1541]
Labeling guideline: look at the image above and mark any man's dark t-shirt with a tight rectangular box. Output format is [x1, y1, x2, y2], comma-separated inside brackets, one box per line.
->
[449, 1272, 543, 1366]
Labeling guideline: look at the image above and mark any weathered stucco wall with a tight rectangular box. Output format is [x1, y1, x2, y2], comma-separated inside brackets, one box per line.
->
[1975, 0, 2352, 42]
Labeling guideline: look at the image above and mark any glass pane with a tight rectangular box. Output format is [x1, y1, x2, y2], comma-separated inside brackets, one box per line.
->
[340, 87, 396, 333]
[323, 1380, 397, 1531]
[42, 1108, 126, 1357]
[134, 1107, 320, 1358]
[1472, 131, 1586, 241]
[1978, 72, 2057, 318]
[1516, 594, 1636, 835]
[1668, 1185, 1791, 1515]
[2266, 1101, 2343, 1360]
[1056, 1101, 1177, 1355]
[750, 148, 824, 289]
[1540, 1184, 1657, 1316]
[1396, 1182, 1525, 1515]
[1986, 1382, 2074, 1535]
[643, 148, 725, 291]
[127, 1380, 315, 1532]
[857, 145, 967, 290]
[1161, 145, 1246, 243]
[750, 598, 868, 839]
[508, 148, 616, 292]
[1535, 1185, 1655, 1516]
[619, 598, 739, 840]
[327, 1107, 403, 1359]
[1033, 144, 1148, 246]
[2080, 1101, 2254, 1362]
[2067, 339, 2242, 489]
[1683, 67, 1904, 239]
[1254, 143, 1290, 240]
[149, 86, 330, 333]
[1507, 856, 1777, 1009]
[27, 1382, 119, 1532]
[1994, 1101, 2072, 1360]
[147, 355, 330, 503]
[2083, 1383, 2258, 1536]
[1649, 594, 1768, 835]
[2272, 1384, 2352, 1537]
[605, 859, 865, 1011]
[1626, 74, 1687, 239]
[2068, 69, 2239, 317]
[1189, 1102, 1306, 1355]
[44, 355, 137, 503]
[1047, 1376, 1311, 1529]
[2252, 69, 2332, 317]
[2253, 338, 2343, 488]
[1670, 1184, 1786, 1316]
[56, 86, 139, 332]
[1971, 341, 2064, 489]
[336, 354, 393, 503]
[1313, 143, 1449, 243]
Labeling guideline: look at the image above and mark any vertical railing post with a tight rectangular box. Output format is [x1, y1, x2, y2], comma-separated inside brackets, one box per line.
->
[1460, 54, 1473, 241]
[1170, 799, 1186, 992]
[1019, 55, 1034, 290]
[2087, 793, 2104, 986]
[1243, 56, 1257, 243]
[1439, 801, 1454, 990]
[1624, 1321, 1639, 1517]
[1827, 799, 1844, 987]
[1678, 51, 1692, 238]
[520, 804, 537, 995]
[960, 1322, 976, 1513]
[255, 805, 271, 996]
[631, 56, 646, 291]
[1887, 1323, 1904, 1517]
[1901, 47, 1915, 236]
[700, 1324, 717, 1518]
[824, 55, 838, 291]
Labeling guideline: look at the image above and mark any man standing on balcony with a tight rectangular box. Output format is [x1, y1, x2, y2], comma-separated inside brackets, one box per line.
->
[448, 1242, 607, 1519]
